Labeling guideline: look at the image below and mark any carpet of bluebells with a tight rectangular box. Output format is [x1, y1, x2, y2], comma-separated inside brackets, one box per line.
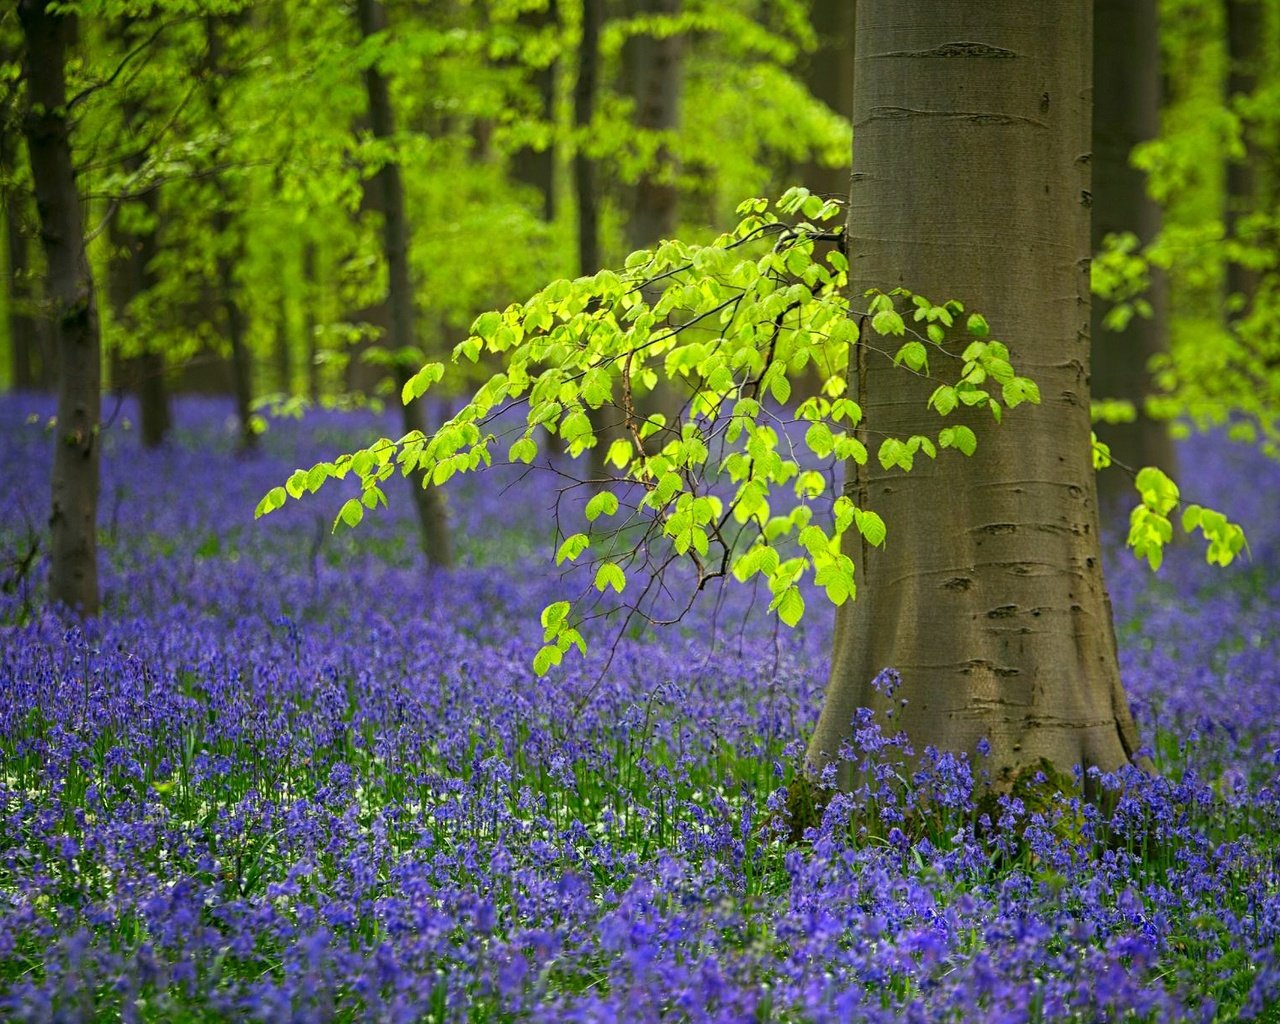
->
[1, 393, 1279, 1023]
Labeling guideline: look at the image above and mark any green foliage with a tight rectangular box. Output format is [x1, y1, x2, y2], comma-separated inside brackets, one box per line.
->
[261, 188, 1045, 671]
[1125, 465, 1247, 571]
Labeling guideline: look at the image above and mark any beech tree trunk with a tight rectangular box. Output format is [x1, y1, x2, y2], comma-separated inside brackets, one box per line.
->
[357, 0, 453, 569]
[807, 2, 1143, 784]
[19, 0, 101, 615]
[1091, 0, 1176, 509]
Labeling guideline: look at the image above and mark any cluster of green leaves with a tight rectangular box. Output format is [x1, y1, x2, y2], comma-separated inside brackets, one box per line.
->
[1092, 440, 1247, 571]
[260, 188, 1044, 673]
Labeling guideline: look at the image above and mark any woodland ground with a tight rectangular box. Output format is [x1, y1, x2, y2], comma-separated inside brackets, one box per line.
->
[1, 394, 1278, 1022]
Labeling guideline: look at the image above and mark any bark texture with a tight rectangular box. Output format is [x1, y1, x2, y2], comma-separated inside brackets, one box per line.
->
[357, 0, 453, 569]
[1091, 0, 1176, 508]
[807, 2, 1143, 783]
[20, 0, 101, 615]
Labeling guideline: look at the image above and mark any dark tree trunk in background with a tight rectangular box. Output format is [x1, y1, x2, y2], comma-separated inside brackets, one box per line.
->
[5, 192, 54, 390]
[304, 244, 320, 402]
[511, 0, 557, 221]
[808, 1, 1143, 784]
[575, 0, 612, 479]
[1225, 0, 1262, 313]
[1, 63, 55, 391]
[274, 320, 292, 394]
[109, 87, 171, 447]
[357, 0, 453, 569]
[575, 0, 601, 275]
[625, 0, 682, 251]
[1091, 0, 1175, 509]
[801, 0, 855, 199]
[19, 0, 101, 615]
[205, 17, 256, 452]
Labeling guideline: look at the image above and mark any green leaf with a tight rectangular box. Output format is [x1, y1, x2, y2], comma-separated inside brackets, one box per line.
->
[872, 309, 905, 337]
[967, 313, 989, 336]
[556, 533, 590, 564]
[337, 498, 364, 529]
[594, 562, 626, 593]
[585, 491, 620, 521]
[804, 422, 834, 458]
[855, 508, 886, 547]
[773, 587, 805, 627]
[255, 486, 288, 519]
[939, 425, 977, 456]
[768, 372, 792, 405]
[533, 644, 562, 677]
[929, 385, 958, 416]
[509, 437, 538, 464]
[540, 601, 570, 630]
[895, 341, 928, 373]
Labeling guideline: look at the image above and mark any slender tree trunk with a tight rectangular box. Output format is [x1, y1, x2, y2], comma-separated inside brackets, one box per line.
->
[808, 2, 1143, 784]
[304, 244, 320, 402]
[109, 111, 171, 447]
[357, 0, 453, 569]
[625, 0, 682, 251]
[1225, 0, 1263, 312]
[575, 0, 613, 479]
[274, 320, 292, 394]
[801, 0, 855, 200]
[205, 17, 256, 452]
[575, 0, 601, 275]
[512, 0, 558, 221]
[1091, 0, 1175, 508]
[19, 0, 101, 615]
[5, 195, 52, 390]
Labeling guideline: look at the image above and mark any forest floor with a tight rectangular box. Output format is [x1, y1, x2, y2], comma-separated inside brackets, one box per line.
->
[1, 394, 1278, 1022]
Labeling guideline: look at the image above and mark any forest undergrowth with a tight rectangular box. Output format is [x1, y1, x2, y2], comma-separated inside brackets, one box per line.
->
[1, 395, 1278, 1022]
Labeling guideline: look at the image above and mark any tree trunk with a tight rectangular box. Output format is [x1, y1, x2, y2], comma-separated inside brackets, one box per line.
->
[1091, 0, 1176, 509]
[807, 2, 1143, 784]
[575, 0, 613, 480]
[304, 244, 320, 403]
[1, 86, 55, 391]
[511, 0, 558, 221]
[205, 16, 256, 453]
[5, 194, 54, 390]
[625, 0, 682, 251]
[1225, 0, 1263, 313]
[19, 0, 101, 616]
[801, 0, 855, 200]
[357, 0, 453, 569]
[108, 118, 171, 447]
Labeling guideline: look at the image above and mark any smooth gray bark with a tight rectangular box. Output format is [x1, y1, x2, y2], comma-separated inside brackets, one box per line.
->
[20, 0, 101, 615]
[808, 2, 1142, 783]
[1091, 0, 1176, 508]
[357, 0, 453, 569]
